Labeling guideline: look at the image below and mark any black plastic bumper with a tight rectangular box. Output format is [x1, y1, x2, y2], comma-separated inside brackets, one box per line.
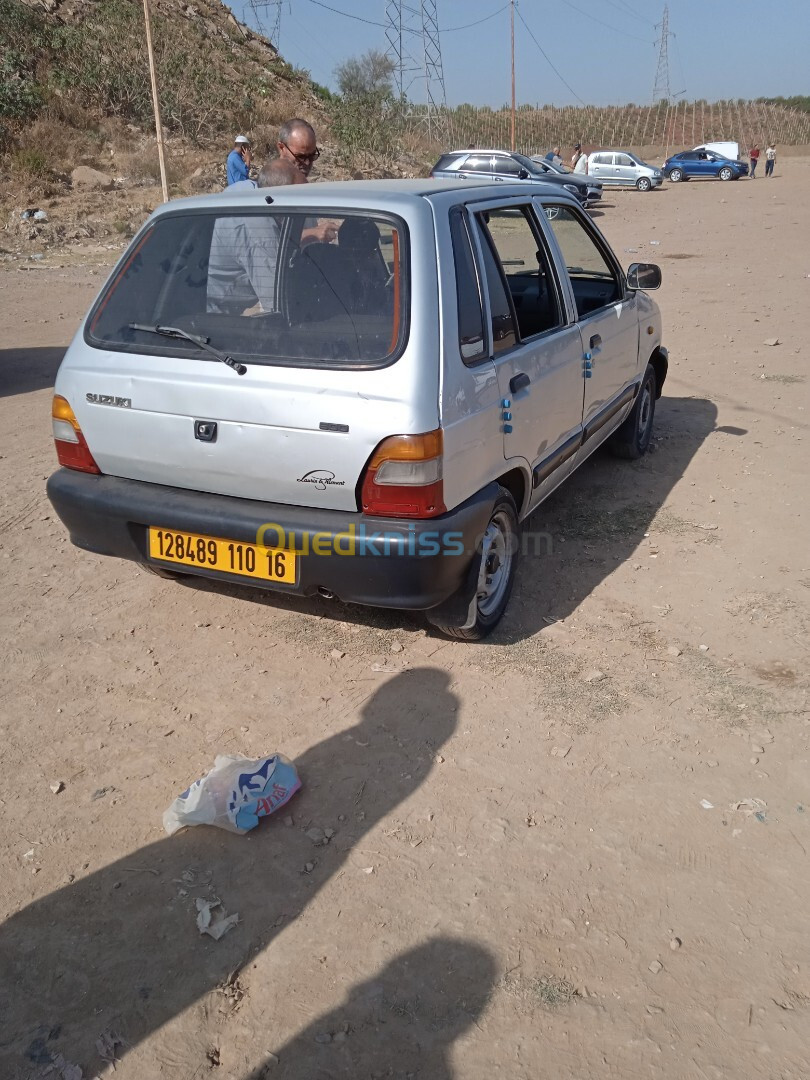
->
[46, 470, 500, 611]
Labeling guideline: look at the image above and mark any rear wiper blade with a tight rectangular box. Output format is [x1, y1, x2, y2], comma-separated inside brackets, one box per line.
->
[130, 323, 247, 375]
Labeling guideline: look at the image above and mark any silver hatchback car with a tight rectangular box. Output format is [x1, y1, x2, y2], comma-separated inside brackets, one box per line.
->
[47, 179, 667, 638]
[587, 151, 663, 191]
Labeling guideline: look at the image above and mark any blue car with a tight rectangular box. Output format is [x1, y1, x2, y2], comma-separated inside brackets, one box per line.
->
[663, 150, 749, 182]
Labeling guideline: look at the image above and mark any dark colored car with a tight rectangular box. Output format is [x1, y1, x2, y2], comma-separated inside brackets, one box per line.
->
[663, 150, 749, 182]
[430, 150, 600, 206]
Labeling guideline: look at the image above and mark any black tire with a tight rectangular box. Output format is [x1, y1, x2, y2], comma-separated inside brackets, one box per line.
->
[429, 487, 520, 641]
[718, 166, 734, 181]
[668, 168, 683, 183]
[636, 176, 652, 192]
[610, 364, 657, 460]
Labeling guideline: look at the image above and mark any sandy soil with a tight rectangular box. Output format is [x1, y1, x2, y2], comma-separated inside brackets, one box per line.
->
[1, 164, 808, 1080]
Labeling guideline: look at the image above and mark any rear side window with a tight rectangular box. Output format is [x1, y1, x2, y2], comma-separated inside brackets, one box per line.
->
[593, 154, 612, 166]
[449, 208, 486, 364]
[476, 221, 516, 355]
[433, 154, 460, 172]
[86, 210, 408, 368]
[462, 156, 494, 174]
[477, 207, 563, 340]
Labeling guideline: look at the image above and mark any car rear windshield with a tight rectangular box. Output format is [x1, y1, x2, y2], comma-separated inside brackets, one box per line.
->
[86, 209, 408, 368]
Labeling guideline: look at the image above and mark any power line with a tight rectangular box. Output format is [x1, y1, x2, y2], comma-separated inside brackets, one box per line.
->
[605, 0, 655, 25]
[515, 6, 586, 106]
[556, 0, 655, 44]
[442, 4, 510, 32]
[306, 0, 387, 28]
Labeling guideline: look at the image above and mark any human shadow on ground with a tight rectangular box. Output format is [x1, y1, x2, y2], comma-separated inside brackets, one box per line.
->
[239, 938, 497, 1080]
[0, 347, 65, 399]
[0, 668, 458, 1077]
[169, 395, 719, 644]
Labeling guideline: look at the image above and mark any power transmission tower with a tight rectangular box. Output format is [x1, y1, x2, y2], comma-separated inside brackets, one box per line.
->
[652, 4, 672, 103]
[247, 0, 283, 49]
[385, 0, 448, 139]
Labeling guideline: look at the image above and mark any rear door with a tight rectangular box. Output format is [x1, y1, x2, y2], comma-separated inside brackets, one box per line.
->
[69, 206, 417, 512]
[542, 203, 641, 456]
[589, 153, 616, 184]
[467, 200, 585, 505]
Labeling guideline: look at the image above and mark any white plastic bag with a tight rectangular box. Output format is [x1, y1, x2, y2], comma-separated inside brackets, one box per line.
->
[163, 753, 301, 835]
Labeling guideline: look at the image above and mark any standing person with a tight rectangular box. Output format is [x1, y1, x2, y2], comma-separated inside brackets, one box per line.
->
[765, 143, 776, 177]
[208, 159, 305, 316]
[226, 135, 252, 186]
[573, 144, 588, 176]
[277, 118, 320, 179]
[749, 144, 760, 178]
[571, 143, 584, 169]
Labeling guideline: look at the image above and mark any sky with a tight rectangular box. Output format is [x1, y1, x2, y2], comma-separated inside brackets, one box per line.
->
[235, 0, 809, 109]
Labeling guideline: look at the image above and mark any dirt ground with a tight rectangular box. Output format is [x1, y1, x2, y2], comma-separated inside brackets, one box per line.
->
[1, 164, 809, 1080]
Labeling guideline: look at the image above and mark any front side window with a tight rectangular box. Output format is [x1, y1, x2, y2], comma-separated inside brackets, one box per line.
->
[86, 210, 407, 367]
[476, 206, 563, 341]
[616, 154, 634, 167]
[544, 206, 621, 317]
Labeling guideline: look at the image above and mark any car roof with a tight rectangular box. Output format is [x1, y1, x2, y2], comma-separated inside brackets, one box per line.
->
[150, 178, 579, 218]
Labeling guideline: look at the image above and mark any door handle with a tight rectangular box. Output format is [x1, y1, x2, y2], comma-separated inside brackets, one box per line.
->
[589, 334, 602, 350]
[509, 372, 530, 394]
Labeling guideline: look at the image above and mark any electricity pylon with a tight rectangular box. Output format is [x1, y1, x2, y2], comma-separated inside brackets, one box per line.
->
[652, 4, 672, 104]
[385, 0, 449, 139]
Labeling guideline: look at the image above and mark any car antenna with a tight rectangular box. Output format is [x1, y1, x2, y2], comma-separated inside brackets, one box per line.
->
[264, 195, 274, 204]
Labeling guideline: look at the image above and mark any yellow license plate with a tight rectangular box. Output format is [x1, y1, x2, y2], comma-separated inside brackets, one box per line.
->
[148, 527, 297, 584]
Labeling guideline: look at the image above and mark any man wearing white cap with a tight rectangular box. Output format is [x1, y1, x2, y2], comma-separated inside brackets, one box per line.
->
[226, 135, 252, 186]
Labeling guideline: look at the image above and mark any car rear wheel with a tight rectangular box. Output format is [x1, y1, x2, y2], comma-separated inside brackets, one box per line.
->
[718, 166, 734, 181]
[636, 176, 652, 192]
[668, 168, 683, 183]
[429, 487, 520, 641]
[610, 364, 657, 460]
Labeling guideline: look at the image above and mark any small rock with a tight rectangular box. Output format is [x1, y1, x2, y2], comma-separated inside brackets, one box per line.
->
[699, 644, 710, 653]
[582, 668, 606, 683]
[71, 165, 116, 192]
[667, 646, 682, 657]
[435, 753, 445, 764]
[763, 338, 780, 346]
[390, 641, 404, 653]
[750, 756, 760, 765]
[330, 649, 345, 660]
[750, 744, 765, 754]
[362, 866, 374, 874]
[265, 1052, 279, 1067]
[648, 960, 663, 974]
[551, 745, 571, 758]
[324, 828, 335, 839]
[283, 815, 294, 826]
[50, 780, 65, 794]
[306, 827, 325, 843]
[304, 862, 315, 873]
[315, 1033, 332, 1045]
[705, 759, 719, 768]
[338, 814, 346, 822]
[332, 1031, 347, 1044]
[699, 799, 714, 809]
[670, 937, 681, 951]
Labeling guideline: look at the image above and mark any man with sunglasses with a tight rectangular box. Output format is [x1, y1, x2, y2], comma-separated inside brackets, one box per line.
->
[277, 118, 320, 178]
[277, 118, 337, 244]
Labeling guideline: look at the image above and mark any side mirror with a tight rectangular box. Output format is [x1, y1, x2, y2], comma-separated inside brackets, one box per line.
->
[518, 168, 529, 179]
[626, 262, 662, 291]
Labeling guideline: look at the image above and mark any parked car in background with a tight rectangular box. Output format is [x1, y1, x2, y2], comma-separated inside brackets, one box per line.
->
[430, 150, 596, 206]
[529, 155, 603, 205]
[586, 151, 663, 191]
[46, 178, 666, 639]
[663, 150, 749, 182]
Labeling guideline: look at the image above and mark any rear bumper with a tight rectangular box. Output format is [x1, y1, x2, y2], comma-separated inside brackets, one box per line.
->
[47, 470, 499, 611]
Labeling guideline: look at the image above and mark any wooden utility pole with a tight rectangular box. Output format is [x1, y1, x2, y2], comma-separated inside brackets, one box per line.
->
[510, 0, 516, 151]
[142, 0, 169, 203]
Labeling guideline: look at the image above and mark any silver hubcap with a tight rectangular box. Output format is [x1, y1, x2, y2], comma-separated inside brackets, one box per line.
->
[637, 383, 652, 438]
[475, 510, 514, 618]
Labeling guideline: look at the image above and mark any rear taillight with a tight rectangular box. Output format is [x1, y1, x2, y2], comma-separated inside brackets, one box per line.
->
[52, 395, 101, 474]
[360, 429, 445, 519]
